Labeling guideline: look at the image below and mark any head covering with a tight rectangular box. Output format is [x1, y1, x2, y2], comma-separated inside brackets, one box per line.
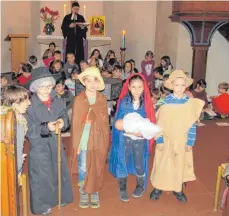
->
[24, 67, 58, 90]
[78, 67, 105, 91]
[164, 70, 193, 90]
[117, 73, 156, 153]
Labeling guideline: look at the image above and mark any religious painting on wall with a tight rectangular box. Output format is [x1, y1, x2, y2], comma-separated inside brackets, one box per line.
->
[89, 16, 105, 37]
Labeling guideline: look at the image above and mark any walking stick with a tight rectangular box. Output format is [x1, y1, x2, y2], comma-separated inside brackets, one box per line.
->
[55, 122, 62, 209]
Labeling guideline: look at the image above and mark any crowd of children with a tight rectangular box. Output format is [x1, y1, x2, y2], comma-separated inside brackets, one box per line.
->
[1, 43, 229, 215]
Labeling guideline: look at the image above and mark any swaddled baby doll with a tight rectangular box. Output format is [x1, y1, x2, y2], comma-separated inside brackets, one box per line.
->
[116, 112, 160, 140]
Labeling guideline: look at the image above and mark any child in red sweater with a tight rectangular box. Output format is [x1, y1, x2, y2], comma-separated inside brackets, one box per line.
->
[211, 82, 229, 117]
[17, 64, 32, 86]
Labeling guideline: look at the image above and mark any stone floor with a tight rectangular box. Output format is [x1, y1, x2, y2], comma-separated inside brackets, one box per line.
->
[20, 119, 229, 216]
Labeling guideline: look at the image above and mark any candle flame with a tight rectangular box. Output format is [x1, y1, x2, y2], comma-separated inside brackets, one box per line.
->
[122, 30, 126, 35]
[64, 4, 66, 7]
[84, 5, 86, 8]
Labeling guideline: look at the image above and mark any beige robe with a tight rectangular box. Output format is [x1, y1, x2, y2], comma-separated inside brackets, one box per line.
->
[151, 98, 204, 192]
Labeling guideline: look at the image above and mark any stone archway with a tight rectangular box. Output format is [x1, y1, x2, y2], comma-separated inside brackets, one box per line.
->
[179, 21, 228, 83]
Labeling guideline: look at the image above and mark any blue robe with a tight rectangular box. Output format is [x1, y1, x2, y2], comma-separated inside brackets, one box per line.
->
[109, 95, 150, 189]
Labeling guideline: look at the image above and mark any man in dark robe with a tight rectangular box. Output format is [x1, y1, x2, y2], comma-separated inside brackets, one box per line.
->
[61, 2, 88, 65]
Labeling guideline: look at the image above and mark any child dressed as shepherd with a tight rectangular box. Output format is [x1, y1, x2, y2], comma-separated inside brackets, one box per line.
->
[150, 70, 204, 203]
[70, 67, 110, 208]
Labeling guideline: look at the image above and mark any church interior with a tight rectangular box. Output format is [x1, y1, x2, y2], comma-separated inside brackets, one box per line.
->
[1, 1, 229, 216]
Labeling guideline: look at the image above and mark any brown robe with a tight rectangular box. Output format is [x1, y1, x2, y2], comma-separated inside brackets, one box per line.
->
[151, 98, 204, 192]
[70, 91, 110, 193]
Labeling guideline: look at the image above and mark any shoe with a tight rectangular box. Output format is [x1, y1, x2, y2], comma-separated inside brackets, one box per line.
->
[42, 208, 52, 215]
[56, 203, 66, 207]
[117, 178, 129, 202]
[79, 186, 90, 208]
[173, 191, 187, 203]
[132, 176, 145, 198]
[149, 189, 162, 200]
[90, 192, 100, 208]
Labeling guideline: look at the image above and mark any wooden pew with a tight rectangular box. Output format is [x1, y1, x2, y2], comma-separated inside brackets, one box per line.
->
[1, 110, 27, 216]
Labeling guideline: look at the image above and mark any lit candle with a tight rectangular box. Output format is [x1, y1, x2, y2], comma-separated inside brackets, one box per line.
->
[64, 4, 66, 16]
[122, 30, 126, 49]
[83, 5, 86, 20]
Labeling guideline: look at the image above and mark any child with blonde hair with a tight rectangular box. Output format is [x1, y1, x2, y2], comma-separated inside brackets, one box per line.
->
[150, 70, 204, 203]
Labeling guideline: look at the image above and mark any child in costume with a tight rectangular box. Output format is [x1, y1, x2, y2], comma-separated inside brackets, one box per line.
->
[1, 85, 31, 180]
[150, 70, 204, 203]
[70, 67, 110, 208]
[109, 74, 156, 202]
[25, 67, 73, 215]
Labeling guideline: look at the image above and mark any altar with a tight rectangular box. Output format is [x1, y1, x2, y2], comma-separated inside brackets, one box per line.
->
[37, 35, 112, 60]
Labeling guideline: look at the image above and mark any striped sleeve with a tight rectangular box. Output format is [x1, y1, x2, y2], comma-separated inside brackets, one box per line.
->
[156, 136, 164, 144]
[187, 123, 196, 146]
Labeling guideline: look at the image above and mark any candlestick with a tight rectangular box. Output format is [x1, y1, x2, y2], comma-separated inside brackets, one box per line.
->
[121, 30, 126, 49]
[64, 4, 66, 16]
[83, 5, 86, 20]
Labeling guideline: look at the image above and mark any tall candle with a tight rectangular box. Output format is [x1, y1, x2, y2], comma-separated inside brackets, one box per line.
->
[122, 30, 126, 49]
[64, 4, 66, 16]
[83, 5, 86, 20]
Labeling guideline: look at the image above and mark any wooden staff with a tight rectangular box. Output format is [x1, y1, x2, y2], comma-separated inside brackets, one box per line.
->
[55, 122, 62, 209]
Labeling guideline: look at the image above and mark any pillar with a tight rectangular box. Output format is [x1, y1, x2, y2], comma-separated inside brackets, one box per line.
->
[191, 45, 209, 84]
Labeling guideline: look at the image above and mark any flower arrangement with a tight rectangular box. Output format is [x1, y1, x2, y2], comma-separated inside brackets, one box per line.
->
[40, 7, 59, 35]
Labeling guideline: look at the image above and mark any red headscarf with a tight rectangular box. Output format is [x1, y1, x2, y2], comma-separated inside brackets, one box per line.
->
[117, 73, 156, 153]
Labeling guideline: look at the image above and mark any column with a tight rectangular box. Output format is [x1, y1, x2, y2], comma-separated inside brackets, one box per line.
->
[191, 45, 209, 84]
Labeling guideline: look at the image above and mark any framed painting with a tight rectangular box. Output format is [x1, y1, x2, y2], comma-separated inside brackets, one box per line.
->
[89, 16, 105, 37]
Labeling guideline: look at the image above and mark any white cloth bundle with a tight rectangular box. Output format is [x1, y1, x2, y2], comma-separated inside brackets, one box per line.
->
[123, 112, 160, 140]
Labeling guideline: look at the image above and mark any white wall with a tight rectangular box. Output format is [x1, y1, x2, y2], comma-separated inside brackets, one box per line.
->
[1, 1, 32, 72]
[206, 31, 229, 96]
[175, 24, 192, 73]
[104, 1, 157, 69]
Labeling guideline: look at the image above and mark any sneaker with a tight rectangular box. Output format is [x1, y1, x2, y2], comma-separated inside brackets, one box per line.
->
[132, 176, 145, 198]
[42, 208, 52, 215]
[90, 192, 100, 208]
[173, 191, 187, 203]
[149, 189, 162, 200]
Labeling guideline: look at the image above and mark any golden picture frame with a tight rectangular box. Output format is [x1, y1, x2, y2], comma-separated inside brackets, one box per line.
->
[89, 16, 105, 37]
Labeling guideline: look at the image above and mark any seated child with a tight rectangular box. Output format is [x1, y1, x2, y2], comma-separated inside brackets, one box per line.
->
[28, 55, 44, 69]
[116, 112, 160, 140]
[192, 79, 213, 120]
[151, 88, 161, 111]
[112, 65, 122, 80]
[211, 82, 229, 117]
[129, 59, 138, 73]
[163, 74, 169, 81]
[65, 70, 84, 96]
[55, 78, 74, 122]
[88, 49, 103, 68]
[49, 50, 64, 71]
[109, 74, 156, 202]
[1, 85, 31, 181]
[1, 74, 8, 89]
[42, 42, 56, 59]
[43, 49, 55, 67]
[80, 60, 89, 72]
[89, 56, 100, 68]
[101, 67, 112, 78]
[150, 70, 204, 203]
[64, 53, 79, 79]
[17, 63, 32, 86]
[50, 60, 66, 80]
[70, 67, 109, 208]
[154, 67, 164, 89]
